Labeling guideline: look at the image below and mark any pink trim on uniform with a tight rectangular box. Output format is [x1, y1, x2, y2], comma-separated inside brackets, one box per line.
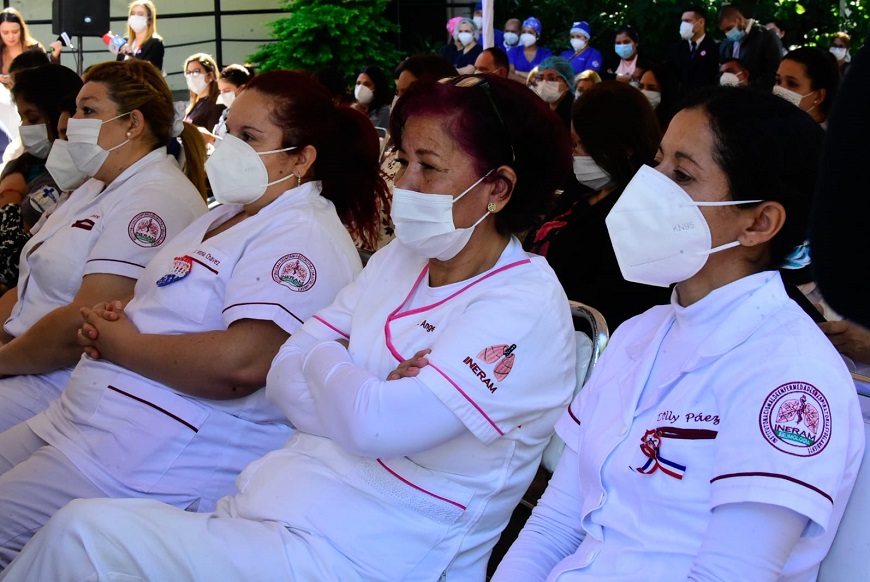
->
[312, 315, 349, 338]
[377, 459, 467, 510]
[428, 362, 505, 436]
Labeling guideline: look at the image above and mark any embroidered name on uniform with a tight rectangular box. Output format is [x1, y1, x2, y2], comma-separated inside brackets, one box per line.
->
[419, 320, 435, 332]
[759, 382, 831, 457]
[193, 249, 221, 267]
[272, 253, 316, 292]
[128, 212, 166, 247]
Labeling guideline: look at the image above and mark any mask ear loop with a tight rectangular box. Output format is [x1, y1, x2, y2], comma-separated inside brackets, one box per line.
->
[689, 198, 765, 256]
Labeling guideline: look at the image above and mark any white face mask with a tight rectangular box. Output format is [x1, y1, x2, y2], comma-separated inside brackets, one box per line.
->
[66, 112, 131, 177]
[520, 33, 537, 47]
[573, 156, 611, 190]
[679, 21, 695, 40]
[19, 123, 52, 159]
[186, 73, 208, 95]
[534, 80, 564, 104]
[829, 47, 847, 61]
[605, 165, 762, 287]
[773, 84, 817, 111]
[391, 171, 493, 261]
[503, 32, 519, 46]
[570, 37, 587, 51]
[458, 32, 474, 46]
[719, 72, 741, 86]
[354, 83, 374, 105]
[128, 14, 148, 33]
[642, 89, 662, 109]
[473, 16, 483, 29]
[216, 90, 236, 108]
[45, 139, 88, 191]
[205, 133, 297, 205]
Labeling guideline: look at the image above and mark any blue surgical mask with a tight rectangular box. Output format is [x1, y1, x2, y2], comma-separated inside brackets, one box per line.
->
[615, 43, 635, 59]
[725, 26, 745, 43]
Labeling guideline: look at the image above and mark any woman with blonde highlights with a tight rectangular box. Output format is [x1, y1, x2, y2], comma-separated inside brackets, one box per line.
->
[183, 52, 224, 130]
[0, 58, 206, 435]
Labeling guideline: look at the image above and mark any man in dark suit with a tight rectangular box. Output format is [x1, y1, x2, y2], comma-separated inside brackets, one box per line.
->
[716, 4, 781, 91]
[667, 5, 720, 95]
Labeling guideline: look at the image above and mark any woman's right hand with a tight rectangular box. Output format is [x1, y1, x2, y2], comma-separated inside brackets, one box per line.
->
[386, 348, 431, 380]
[78, 300, 125, 358]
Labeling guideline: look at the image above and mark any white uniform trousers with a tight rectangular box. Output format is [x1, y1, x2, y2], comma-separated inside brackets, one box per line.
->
[0, 368, 71, 433]
[1, 497, 365, 581]
[0, 424, 105, 568]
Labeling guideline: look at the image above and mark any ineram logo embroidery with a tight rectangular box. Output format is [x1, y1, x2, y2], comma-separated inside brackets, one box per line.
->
[272, 253, 316, 292]
[127, 212, 166, 247]
[462, 344, 517, 394]
[759, 382, 831, 457]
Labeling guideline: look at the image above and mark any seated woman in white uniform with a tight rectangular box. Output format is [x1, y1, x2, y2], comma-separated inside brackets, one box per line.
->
[0, 70, 386, 567]
[492, 87, 865, 581]
[0, 74, 578, 581]
[0, 59, 208, 433]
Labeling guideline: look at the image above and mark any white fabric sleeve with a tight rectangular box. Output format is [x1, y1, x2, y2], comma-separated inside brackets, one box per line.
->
[265, 330, 323, 432]
[687, 502, 808, 582]
[300, 339, 467, 458]
[492, 446, 587, 581]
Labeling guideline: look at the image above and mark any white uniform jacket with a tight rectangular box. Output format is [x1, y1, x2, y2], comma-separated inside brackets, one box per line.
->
[228, 237, 577, 580]
[546, 271, 865, 581]
[27, 181, 362, 511]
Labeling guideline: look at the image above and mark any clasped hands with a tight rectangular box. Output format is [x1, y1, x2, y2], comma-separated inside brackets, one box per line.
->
[76, 300, 138, 361]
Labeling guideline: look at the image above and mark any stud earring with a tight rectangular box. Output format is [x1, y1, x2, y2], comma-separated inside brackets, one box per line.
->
[487, 202, 497, 212]
[126, 131, 132, 138]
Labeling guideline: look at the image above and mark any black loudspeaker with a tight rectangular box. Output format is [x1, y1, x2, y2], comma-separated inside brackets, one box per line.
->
[52, 0, 110, 37]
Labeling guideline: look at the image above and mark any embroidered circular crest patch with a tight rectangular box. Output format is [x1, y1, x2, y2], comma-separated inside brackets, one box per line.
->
[272, 253, 316, 292]
[759, 382, 831, 457]
[128, 212, 166, 247]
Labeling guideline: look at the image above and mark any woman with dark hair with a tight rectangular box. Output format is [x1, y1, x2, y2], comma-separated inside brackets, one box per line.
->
[0, 65, 83, 289]
[1, 74, 578, 581]
[829, 32, 851, 76]
[528, 81, 670, 328]
[494, 86, 863, 581]
[183, 52, 224, 130]
[0, 69, 388, 567]
[394, 54, 457, 99]
[0, 8, 58, 83]
[200, 63, 253, 143]
[0, 58, 206, 435]
[638, 62, 680, 130]
[775, 46, 840, 127]
[603, 25, 649, 84]
[115, 1, 164, 71]
[353, 64, 392, 130]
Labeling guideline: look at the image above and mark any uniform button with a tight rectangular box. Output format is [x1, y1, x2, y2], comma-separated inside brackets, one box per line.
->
[583, 550, 596, 565]
[619, 424, 628, 435]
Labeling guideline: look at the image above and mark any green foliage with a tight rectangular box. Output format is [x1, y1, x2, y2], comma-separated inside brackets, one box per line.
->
[249, 0, 401, 77]
[493, 0, 868, 61]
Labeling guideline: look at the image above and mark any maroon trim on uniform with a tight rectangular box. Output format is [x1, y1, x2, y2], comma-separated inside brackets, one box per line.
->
[656, 427, 718, 439]
[377, 459, 467, 510]
[85, 258, 146, 268]
[710, 471, 833, 504]
[568, 403, 582, 426]
[107, 385, 198, 432]
[222, 302, 304, 324]
[71, 219, 96, 230]
[189, 256, 219, 274]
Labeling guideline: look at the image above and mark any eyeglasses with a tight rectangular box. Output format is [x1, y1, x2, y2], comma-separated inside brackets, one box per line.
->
[185, 71, 205, 78]
[440, 74, 516, 164]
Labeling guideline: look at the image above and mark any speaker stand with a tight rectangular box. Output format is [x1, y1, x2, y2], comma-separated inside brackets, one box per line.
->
[75, 35, 83, 76]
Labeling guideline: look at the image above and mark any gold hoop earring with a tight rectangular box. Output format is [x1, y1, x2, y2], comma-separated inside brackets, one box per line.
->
[295, 174, 301, 187]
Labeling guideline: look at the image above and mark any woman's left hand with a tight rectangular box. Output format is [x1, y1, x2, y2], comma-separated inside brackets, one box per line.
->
[387, 348, 431, 380]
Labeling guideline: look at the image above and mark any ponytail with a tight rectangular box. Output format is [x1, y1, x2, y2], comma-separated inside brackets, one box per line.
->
[178, 121, 207, 200]
[317, 106, 389, 252]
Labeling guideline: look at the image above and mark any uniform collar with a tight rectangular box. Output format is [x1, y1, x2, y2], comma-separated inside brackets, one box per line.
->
[107, 147, 169, 194]
[624, 271, 788, 369]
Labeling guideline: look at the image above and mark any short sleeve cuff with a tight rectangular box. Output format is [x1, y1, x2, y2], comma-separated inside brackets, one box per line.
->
[710, 472, 833, 535]
[83, 257, 146, 279]
[223, 302, 305, 335]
